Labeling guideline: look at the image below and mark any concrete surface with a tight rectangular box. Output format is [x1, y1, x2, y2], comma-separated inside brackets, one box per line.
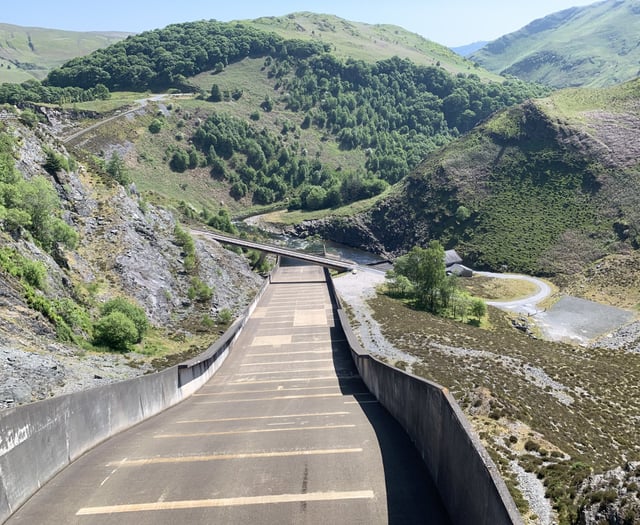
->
[4, 262, 449, 524]
[328, 270, 523, 525]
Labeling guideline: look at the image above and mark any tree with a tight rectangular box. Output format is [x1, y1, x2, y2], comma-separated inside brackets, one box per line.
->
[393, 241, 454, 312]
[106, 153, 130, 185]
[170, 150, 189, 172]
[148, 118, 163, 134]
[305, 186, 326, 210]
[470, 298, 487, 320]
[210, 83, 222, 102]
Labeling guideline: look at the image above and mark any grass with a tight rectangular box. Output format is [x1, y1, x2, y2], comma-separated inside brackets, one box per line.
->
[243, 13, 503, 82]
[460, 275, 539, 301]
[0, 23, 130, 83]
[262, 186, 395, 225]
[63, 92, 149, 114]
[68, 83, 377, 219]
[471, 1, 640, 88]
[366, 293, 640, 523]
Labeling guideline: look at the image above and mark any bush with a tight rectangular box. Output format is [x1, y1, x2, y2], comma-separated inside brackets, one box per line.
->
[188, 277, 213, 302]
[148, 118, 163, 133]
[100, 297, 148, 343]
[218, 308, 232, 324]
[93, 311, 138, 351]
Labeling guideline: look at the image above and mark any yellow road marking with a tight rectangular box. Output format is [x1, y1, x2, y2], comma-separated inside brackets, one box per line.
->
[240, 359, 333, 366]
[155, 424, 355, 438]
[107, 448, 363, 467]
[176, 411, 349, 424]
[248, 350, 333, 356]
[77, 491, 375, 515]
[194, 385, 340, 396]
[195, 392, 367, 403]
[234, 368, 336, 376]
[229, 376, 360, 385]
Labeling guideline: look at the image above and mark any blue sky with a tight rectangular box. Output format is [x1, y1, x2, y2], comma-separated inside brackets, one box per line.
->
[2, 0, 597, 46]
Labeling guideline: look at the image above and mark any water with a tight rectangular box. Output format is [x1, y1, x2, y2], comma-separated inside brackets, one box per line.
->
[238, 217, 385, 266]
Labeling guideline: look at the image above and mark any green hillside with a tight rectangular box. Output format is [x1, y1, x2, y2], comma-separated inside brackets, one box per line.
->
[309, 78, 640, 277]
[45, 18, 546, 218]
[0, 23, 131, 83]
[243, 12, 501, 81]
[471, 0, 640, 88]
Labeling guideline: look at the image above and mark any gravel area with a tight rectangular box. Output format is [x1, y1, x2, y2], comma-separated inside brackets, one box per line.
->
[535, 296, 635, 345]
[0, 344, 152, 411]
[510, 461, 554, 525]
[333, 268, 419, 367]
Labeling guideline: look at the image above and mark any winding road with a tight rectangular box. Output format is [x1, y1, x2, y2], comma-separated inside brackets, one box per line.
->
[62, 94, 172, 144]
[474, 271, 553, 315]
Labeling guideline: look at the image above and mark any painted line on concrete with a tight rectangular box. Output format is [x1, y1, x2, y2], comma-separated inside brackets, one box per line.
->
[108, 448, 363, 467]
[230, 376, 361, 385]
[248, 350, 334, 357]
[345, 400, 378, 405]
[176, 411, 350, 424]
[240, 359, 334, 366]
[194, 385, 341, 396]
[195, 393, 368, 404]
[77, 491, 375, 515]
[233, 368, 336, 376]
[155, 424, 356, 439]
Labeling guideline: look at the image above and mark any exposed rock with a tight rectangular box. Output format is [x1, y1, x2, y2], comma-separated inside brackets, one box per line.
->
[0, 107, 263, 411]
[577, 462, 640, 525]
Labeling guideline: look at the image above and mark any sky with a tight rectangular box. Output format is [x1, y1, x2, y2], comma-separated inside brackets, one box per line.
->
[1, 0, 599, 47]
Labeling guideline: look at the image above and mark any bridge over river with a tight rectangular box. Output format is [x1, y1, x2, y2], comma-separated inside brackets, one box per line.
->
[5, 261, 451, 524]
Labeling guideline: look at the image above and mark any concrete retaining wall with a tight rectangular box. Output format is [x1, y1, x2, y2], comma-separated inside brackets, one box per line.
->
[327, 270, 523, 525]
[0, 273, 271, 524]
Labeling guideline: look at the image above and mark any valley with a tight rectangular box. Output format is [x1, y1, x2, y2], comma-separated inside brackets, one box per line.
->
[1, 6, 640, 525]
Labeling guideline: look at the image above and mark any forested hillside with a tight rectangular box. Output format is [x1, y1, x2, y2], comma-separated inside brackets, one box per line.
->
[471, 0, 640, 88]
[34, 19, 547, 213]
[305, 78, 640, 278]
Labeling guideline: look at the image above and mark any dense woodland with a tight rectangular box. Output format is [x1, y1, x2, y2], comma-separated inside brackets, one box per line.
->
[1, 20, 548, 209]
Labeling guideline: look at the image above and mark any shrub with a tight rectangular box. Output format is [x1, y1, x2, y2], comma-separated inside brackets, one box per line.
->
[93, 311, 138, 351]
[524, 440, 541, 453]
[148, 118, 163, 133]
[188, 277, 213, 302]
[218, 308, 232, 324]
[100, 297, 148, 343]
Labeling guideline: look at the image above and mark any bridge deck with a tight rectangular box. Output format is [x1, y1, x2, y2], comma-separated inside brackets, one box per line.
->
[7, 262, 449, 524]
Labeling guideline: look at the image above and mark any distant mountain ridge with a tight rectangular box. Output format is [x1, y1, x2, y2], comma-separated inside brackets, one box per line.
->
[451, 41, 488, 57]
[471, 0, 640, 88]
[0, 23, 131, 83]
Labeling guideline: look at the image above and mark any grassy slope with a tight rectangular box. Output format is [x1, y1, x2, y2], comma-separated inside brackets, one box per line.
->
[353, 77, 640, 278]
[243, 12, 502, 81]
[369, 294, 640, 522]
[471, 0, 640, 88]
[0, 23, 131, 82]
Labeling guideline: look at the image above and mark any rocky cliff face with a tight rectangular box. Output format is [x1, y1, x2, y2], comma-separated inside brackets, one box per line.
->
[0, 111, 262, 409]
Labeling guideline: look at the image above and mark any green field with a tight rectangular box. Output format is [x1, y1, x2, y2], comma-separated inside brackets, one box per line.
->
[0, 23, 130, 83]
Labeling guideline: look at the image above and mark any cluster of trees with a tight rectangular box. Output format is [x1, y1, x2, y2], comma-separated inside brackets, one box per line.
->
[275, 54, 549, 182]
[187, 111, 388, 208]
[46, 20, 328, 91]
[0, 133, 78, 251]
[0, 80, 110, 105]
[386, 242, 486, 320]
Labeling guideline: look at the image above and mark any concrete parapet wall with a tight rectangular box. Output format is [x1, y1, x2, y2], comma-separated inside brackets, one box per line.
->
[327, 270, 522, 525]
[0, 368, 181, 523]
[0, 272, 272, 524]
